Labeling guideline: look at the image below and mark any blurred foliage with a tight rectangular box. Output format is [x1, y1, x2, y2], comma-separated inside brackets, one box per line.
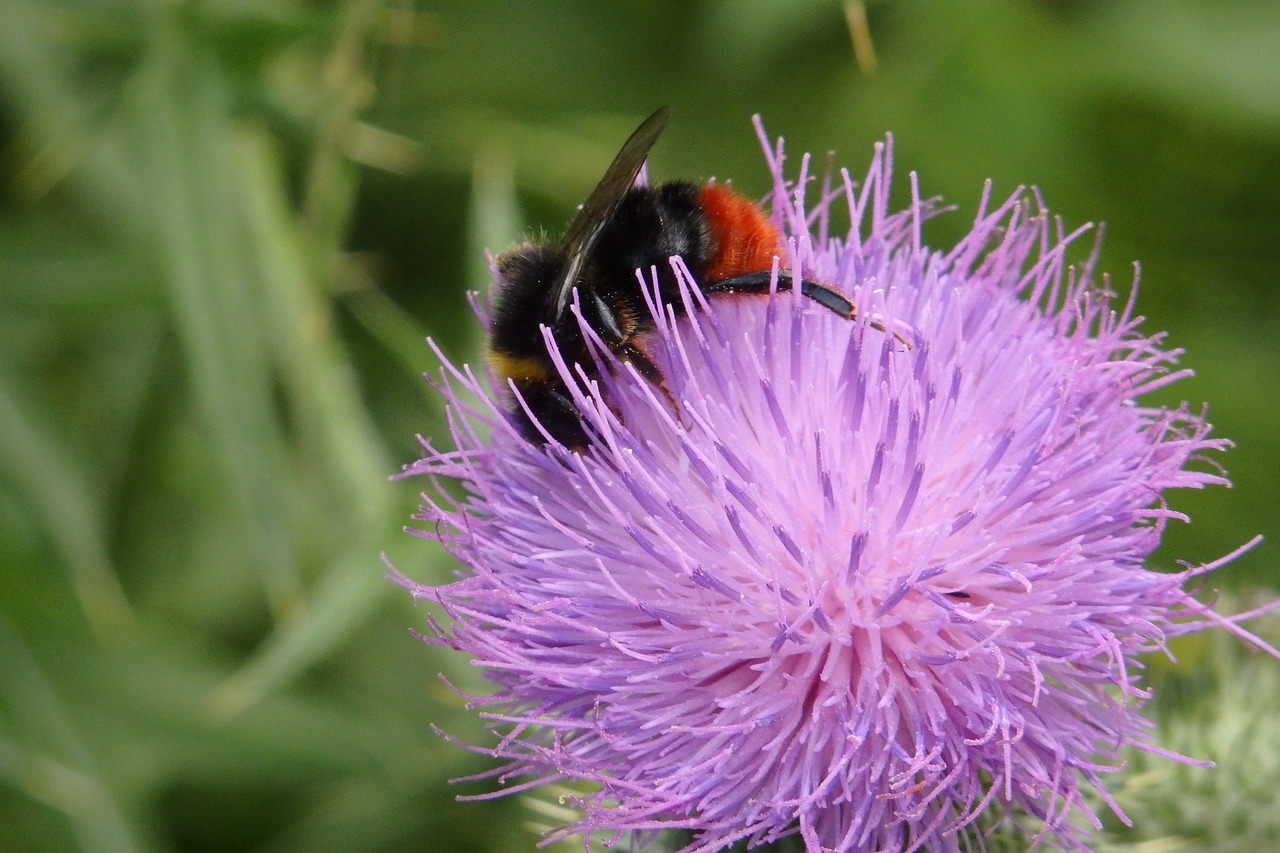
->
[1096, 609, 1280, 852]
[1, 1, 1277, 851]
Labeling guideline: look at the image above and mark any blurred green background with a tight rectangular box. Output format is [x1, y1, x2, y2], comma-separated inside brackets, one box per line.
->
[2, 1, 1278, 851]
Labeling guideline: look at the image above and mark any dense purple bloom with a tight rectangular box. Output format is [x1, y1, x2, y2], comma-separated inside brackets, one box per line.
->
[398, 122, 1275, 852]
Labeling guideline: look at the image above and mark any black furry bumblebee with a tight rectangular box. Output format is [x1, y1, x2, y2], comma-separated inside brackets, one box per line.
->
[488, 107, 876, 449]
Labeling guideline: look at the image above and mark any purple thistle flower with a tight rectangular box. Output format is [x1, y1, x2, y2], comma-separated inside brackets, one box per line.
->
[398, 121, 1278, 852]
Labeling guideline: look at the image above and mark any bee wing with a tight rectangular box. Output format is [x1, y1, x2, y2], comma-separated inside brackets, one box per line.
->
[549, 106, 671, 322]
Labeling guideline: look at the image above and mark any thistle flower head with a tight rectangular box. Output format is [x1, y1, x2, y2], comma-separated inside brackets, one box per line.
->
[399, 121, 1275, 852]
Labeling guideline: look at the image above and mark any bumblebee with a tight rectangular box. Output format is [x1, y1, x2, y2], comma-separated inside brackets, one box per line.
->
[488, 107, 874, 449]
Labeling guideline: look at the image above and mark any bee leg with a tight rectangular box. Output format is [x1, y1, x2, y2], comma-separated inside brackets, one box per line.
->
[512, 383, 590, 450]
[618, 341, 684, 428]
[618, 341, 663, 385]
[706, 270, 910, 347]
[705, 270, 857, 319]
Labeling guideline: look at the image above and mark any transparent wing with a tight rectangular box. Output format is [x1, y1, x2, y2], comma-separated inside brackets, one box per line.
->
[549, 106, 671, 321]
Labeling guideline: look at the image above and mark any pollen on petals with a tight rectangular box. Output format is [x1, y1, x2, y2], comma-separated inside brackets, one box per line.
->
[397, 123, 1278, 853]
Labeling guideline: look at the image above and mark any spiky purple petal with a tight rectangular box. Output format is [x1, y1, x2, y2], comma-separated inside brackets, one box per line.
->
[398, 125, 1275, 853]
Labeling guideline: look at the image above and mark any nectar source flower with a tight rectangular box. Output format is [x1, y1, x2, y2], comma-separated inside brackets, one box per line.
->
[397, 120, 1276, 853]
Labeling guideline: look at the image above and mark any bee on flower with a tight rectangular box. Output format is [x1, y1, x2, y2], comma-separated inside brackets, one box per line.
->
[397, 112, 1278, 853]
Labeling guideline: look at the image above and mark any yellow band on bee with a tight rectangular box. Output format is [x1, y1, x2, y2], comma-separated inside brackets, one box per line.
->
[487, 351, 550, 384]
